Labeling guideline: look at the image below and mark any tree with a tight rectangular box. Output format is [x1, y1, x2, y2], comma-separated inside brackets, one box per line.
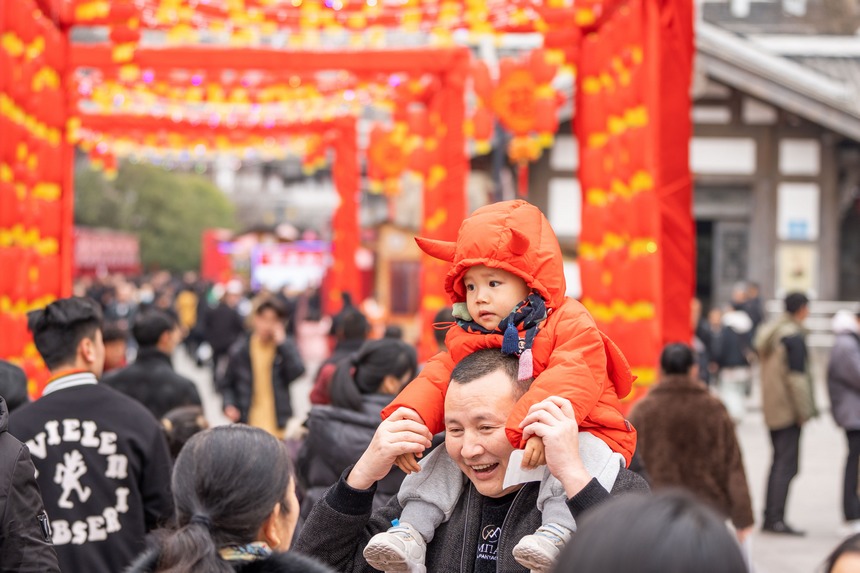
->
[75, 162, 236, 272]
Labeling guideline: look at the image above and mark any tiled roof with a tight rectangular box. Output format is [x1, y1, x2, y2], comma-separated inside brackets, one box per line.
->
[697, 21, 860, 139]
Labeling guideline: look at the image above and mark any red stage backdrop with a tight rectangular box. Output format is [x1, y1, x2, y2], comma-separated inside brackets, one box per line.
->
[576, 0, 695, 407]
[0, 0, 71, 396]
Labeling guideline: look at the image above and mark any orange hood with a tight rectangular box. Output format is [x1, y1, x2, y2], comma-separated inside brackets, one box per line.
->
[417, 200, 566, 310]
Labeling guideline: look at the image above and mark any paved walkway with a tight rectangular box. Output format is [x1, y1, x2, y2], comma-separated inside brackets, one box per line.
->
[175, 339, 848, 572]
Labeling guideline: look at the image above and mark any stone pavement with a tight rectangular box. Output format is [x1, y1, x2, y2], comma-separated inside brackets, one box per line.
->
[175, 342, 849, 573]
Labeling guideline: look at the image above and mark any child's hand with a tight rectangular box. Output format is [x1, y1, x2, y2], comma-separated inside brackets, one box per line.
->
[522, 435, 546, 469]
[395, 452, 424, 474]
[392, 408, 427, 474]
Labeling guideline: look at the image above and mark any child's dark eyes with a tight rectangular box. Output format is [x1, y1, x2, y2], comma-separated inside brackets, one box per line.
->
[489, 281, 501, 287]
[466, 284, 475, 291]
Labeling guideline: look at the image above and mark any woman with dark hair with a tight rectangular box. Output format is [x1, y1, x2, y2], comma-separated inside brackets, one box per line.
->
[825, 533, 860, 573]
[297, 338, 417, 519]
[552, 490, 748, 573]
[126, 425, 333, 573]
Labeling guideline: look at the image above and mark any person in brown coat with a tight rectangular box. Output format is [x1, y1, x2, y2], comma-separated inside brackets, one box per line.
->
[629, 343, 754, 542]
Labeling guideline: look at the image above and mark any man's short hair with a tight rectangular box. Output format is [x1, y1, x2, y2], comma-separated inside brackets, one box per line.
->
[450, 349, 530, 398]
[27, 297, 103, 370]
[102, 322, 128, 344]
[784, 292, 809, 315]
[339, 308, 370, 341]
[132, 309, 178, 347]
[255, 297, 288, 319]
[660, 343, 696, 375]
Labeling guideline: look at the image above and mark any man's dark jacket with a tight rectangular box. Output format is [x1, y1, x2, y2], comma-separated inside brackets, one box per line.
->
[295, 468, 648, 573]
[204, 302, 246, 354]
[217, 335, 306, 427]
[0, 396, 60, 572]
[102, 348, 202, 419]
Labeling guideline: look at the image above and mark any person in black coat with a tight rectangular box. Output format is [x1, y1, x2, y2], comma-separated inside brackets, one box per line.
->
[103, 309, 202, 420]
[218, 297, 305, 435]
[204, 282, 247, 379]
[297, 338, 418, 520]
[0, 395, 59, 572]
[309, 308, 369, 405]
[126, 425, 333, 573]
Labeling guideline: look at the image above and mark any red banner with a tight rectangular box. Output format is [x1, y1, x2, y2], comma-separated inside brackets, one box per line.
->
[0, 0, 71, 396]
[577, 0, 694, 407]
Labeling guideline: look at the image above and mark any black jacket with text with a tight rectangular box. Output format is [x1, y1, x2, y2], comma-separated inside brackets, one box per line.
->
[9, 377, 173, 573]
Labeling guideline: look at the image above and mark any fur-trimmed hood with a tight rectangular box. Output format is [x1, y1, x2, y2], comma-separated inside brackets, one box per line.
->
[416, 200, 566, 309]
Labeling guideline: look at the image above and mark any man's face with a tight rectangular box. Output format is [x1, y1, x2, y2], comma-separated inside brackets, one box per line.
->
[463, 265, 531, 331]
[102, 340, 127, 372]
[253, 309, 281, 342]
[84, 329, 106, 378]
[160, 325, 183, 354]
[445, 369, 519, 498]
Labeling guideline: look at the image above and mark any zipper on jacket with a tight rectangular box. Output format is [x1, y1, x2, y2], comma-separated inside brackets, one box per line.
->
[460, 485, 471, 570]
[496, 486, 528, 572]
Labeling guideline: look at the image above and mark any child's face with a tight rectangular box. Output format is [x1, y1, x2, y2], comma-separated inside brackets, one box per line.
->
[463, 265, 531, 331]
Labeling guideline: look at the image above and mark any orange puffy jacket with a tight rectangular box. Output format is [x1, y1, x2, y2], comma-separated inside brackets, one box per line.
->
[381, 200, 637, 464]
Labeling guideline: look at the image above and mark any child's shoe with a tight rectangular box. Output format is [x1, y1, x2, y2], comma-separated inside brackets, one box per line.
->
[512, 523, 572, 573]
[363, 522, 427, 573]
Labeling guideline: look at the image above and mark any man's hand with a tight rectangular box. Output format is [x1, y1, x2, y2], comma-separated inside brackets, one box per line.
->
[223, 405, 241, 422]
[521, 436, 546, 469]
[736, 527, 752, 544]
[273, 322, 287, 345]
[520, 397, 590, 498]
[347, 408, 432, 490]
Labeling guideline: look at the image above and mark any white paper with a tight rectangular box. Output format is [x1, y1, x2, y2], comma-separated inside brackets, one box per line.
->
[502, 450, 545, 489]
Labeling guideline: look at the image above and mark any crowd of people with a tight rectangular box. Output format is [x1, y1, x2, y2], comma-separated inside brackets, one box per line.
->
[0, 200, 858, 572]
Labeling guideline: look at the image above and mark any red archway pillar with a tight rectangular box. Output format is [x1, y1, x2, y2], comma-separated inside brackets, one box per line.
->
[326, 118, 361, 316]
[418, 50, 470, 362]
[576, 0, 695, 407]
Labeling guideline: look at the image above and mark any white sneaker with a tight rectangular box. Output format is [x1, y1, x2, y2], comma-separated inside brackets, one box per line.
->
[512, 523, 572, 573]
[363, 522, 427, 573]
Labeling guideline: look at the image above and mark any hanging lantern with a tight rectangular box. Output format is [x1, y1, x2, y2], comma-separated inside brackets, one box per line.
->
[367, 125, 408, 195]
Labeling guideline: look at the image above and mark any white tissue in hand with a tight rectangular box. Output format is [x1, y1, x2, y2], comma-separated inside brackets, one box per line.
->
[503, 450, 545, 489]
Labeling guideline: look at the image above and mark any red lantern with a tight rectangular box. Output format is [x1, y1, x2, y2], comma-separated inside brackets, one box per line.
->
[492, 68, 537, 135]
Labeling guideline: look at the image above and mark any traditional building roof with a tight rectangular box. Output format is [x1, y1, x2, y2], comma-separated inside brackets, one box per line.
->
[696, 20, 860, 140]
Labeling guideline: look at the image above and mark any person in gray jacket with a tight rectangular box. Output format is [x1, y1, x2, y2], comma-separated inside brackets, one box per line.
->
[295, 350, 648, 573]
[827, 309, 860, 532]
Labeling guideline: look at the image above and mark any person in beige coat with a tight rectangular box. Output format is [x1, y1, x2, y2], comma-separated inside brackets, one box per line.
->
[754, 292, 818, 536]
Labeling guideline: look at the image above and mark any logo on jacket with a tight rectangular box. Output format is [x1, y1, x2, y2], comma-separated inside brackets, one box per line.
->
[55, 450, 92, 508]
[25, 418, 131, 546]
